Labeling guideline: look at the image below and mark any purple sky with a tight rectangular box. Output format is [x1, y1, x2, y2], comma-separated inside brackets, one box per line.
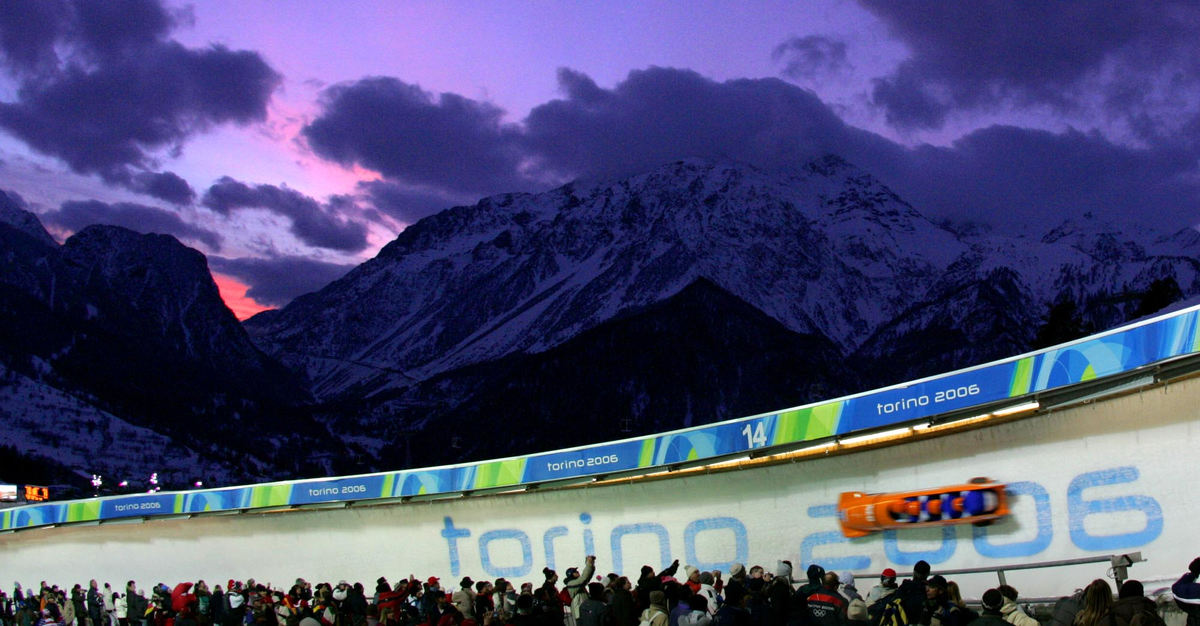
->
[2, 0, 1199, 317]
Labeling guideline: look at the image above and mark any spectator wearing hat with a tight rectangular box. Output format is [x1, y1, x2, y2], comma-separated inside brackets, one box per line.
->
[683, 569, 702, 596]
[837, 573, 862, 605]
[725, 565, 747, 607]
[452, 579, 475, 621]
[866, 570, 897, 606]
[967, 590, 1007, 626]
[1173, 558, 1200, 626]
[565, 557, 597, 626]
[637, 561, 681, 614]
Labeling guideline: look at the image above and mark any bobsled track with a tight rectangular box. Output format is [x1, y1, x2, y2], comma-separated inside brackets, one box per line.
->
[5, 306, 1200, 598]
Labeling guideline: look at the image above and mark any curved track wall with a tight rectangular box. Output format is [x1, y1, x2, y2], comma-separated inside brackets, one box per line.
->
[3, 375, 1196, 598]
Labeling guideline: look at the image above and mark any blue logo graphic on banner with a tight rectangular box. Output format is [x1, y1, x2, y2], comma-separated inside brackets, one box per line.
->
[13, 503, 65, 528]
[182, 488, 251, 513]
[396, 467, 476, 497]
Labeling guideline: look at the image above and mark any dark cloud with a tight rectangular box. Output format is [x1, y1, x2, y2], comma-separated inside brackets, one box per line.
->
[0, 0, 279, 192]
[859, 1, 1200, 131]
[357, 180, 459, 223]
[880, 126, 1200, 232]
[0, 0, 68, 75]
[103, 170, 196, 205]
[41, 199, 222, 250]
[302, 76, 529, 195]
[555, 68, 609, 105]
[132, 171, 195, 205]
[202, 177, 369, 252]
[869, 63, 950, 130]
[522, 66, 864, 181]
[0, 43, 279, 173]
[771, 36, 849, 82]
[74, 0, 175, 62]
[208, 255, 354, 307]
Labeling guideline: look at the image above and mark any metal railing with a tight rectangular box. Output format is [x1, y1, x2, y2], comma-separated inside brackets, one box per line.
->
[853, 552, 1146, 599]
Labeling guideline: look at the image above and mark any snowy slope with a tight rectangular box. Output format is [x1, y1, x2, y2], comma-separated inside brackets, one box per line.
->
[0, 362, 248, 486]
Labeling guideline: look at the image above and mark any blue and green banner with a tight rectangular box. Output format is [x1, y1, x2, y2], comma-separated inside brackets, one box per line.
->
[4, 305, 1199, 531]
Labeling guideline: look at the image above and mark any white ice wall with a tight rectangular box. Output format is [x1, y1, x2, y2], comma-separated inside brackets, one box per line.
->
[3, 378, 1196, 598]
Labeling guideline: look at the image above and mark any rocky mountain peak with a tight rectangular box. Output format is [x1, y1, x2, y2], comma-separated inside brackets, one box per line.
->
[0, 190, 57, 247]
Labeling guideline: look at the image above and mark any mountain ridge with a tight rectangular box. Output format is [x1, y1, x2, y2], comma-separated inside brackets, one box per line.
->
[246, 156, 971, 398]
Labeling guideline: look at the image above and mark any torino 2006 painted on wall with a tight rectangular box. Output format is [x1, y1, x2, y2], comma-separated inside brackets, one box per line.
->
[438, 466, 1156, 578]
[0, 378, 1193, 598]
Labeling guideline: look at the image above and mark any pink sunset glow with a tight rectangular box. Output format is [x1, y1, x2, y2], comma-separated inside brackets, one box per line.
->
[213, 273, 273, 320]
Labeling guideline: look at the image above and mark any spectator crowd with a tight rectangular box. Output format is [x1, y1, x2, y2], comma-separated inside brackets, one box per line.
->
[3, 555, 1197, 626]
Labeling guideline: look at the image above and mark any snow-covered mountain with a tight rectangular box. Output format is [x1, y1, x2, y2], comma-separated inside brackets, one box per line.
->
[246, 156, 971, 398]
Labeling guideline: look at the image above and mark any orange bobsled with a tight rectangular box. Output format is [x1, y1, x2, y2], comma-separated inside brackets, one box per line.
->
[836, 478, 1009, 538]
